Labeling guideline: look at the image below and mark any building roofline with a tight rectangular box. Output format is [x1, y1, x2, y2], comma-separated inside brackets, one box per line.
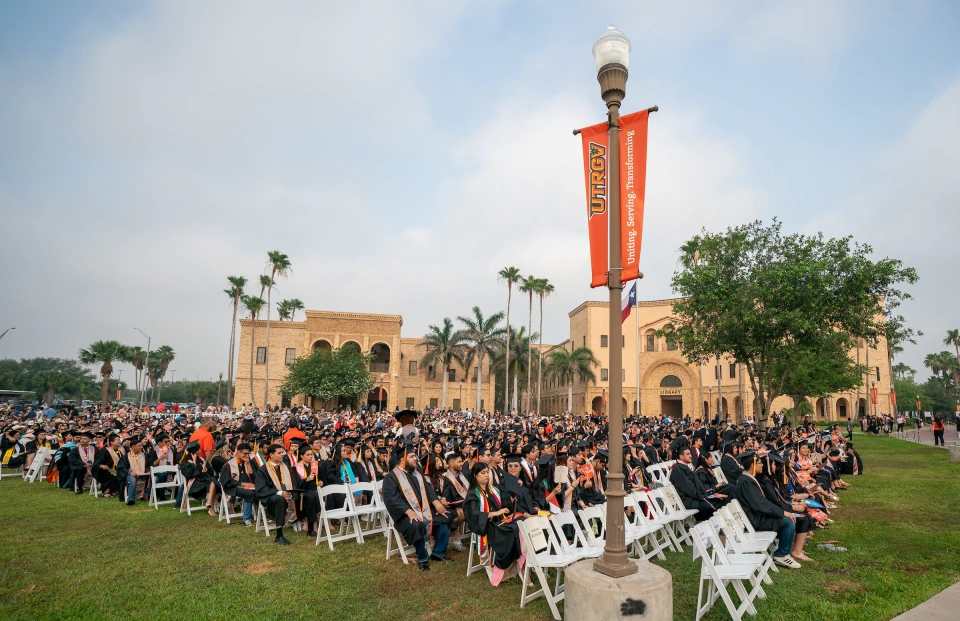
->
[303, 310, 403, 326]
[568, 297, 684, 317]
[238, 319, 306, 328]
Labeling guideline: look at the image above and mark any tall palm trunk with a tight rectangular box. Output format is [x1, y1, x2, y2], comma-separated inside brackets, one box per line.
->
[101, 371, 111, 409]
[513, 370, 519, 411]
[156, 372, 165, 404]
[249, 323, 257, 409]
[504, 285, 513, 414]
[526, 292, 533, 412]
[227, 295, 239, 408]
[567, 380, 573, 412]
[476, 353, 483, 414]
[264, 283, 273, 409]
[441, 361, 448, 409]
[537, 294, 545, 414]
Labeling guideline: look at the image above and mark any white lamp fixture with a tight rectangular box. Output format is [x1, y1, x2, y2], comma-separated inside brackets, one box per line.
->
[592, 25, 631, 73]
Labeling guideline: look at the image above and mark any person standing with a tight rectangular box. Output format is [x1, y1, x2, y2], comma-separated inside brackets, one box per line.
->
[932, 416, 945, 446]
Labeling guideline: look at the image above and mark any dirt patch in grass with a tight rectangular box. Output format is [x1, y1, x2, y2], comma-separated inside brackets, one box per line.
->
[241, 561, 284, 575]
[892, 562, 929, 575]
[824, 581, 867, 594]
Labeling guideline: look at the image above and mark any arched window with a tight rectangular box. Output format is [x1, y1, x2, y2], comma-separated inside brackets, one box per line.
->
[659, 375, 682, 387]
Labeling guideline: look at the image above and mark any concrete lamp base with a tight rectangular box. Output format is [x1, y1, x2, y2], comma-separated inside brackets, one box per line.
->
[564, 558, 672, 620]
[948, 443, 960, 462]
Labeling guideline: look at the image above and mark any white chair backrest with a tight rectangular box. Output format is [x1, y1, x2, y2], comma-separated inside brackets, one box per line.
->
[727, 499, 756, 533]
[549, 511, 594, 554]
[579, 506, 606, 545]
[646, 488, 676, 521]
[713, 466, 728, 485]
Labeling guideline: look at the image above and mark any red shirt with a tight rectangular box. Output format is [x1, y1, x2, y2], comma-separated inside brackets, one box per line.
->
[283, 428, 307, 451]
[189, 427, 214, 457]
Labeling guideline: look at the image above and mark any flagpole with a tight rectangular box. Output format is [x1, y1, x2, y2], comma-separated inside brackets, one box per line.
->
[635, 285, 640, 417]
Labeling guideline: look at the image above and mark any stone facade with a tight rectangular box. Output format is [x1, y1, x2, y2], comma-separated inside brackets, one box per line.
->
[539, 299, 893, 423]
[233, 310, 494, 412]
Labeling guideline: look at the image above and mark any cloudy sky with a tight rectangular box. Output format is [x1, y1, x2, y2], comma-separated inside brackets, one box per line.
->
[1, 1, 958, 384]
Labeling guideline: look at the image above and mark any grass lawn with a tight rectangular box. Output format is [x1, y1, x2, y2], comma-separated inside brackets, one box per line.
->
[1, 433, 958, 621]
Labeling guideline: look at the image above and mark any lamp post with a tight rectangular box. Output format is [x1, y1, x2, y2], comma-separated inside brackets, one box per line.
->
[217, 372, 223, 406]
[134, 327, 151, 410]
[590, 24, 635, 580]
[0, 327, 14, 342]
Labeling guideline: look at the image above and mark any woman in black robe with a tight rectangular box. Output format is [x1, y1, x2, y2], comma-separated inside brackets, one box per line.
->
[179, 441, 216, 508]
[92, 434, 122, 498]
[292, 445, 322, 537]
[462, 461, 522, 585]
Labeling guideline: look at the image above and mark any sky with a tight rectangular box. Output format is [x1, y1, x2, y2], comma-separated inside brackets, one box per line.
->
[1, 0, 958, 385]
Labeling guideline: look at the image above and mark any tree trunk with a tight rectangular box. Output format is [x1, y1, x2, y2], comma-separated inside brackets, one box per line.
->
[43, 387, 55, 405]
[537, 295, 544, 415]
[264, 283, 273, 410]
[791, 395, 800, 428]
[504, 285, 512, 415]
[716, 355, 723, 421]
[441, 361, 448, 410]
[227, 297, 239, 408]
[156, 373, 164, 404]
[513, 371, 518, 411]
[101, 372, 110, 409]
[476, 353, 483, 414]
[567, 381, 573, 413]
[249, 322, 257, 410]
[526, 294, 533, 413]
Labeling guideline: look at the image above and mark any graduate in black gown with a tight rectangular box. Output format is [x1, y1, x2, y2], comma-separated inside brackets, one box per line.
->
[67, 432, 96, 494]
[462, 461, 522, 586]
[220, 441, 257, 526]
[255, 443, 296, 545]
[500, 453, 540, 518]
[179, 440, 216, 510]
[291, 444, 322, 537]
[92, 433, 122, 498]
[381, 435, 451, 571]
[118, 436, 152, 506]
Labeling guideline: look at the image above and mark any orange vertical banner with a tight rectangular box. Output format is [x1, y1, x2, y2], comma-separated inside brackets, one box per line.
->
[619, 109, 648, 283]
[870, 387, 878, 405]
[580, 121, 609, 288]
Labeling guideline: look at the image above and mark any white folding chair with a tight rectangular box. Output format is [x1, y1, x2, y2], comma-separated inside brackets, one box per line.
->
[180, 480, 208, 516]
[519, 515, 576, 621]
[466, 531, 495, 578]
[711, 513, 774, 587]
[690, 521, 767, 621]
[547, 511, 602, 559]
[385, 514, 416, 564]
[316, 484, 365, 550]
[217, 481, 245, 524]
[255, 501, 276, 536]
[23, 448, 52, 482]
[149, 466, 181, 509]
[713, 466, 729, 486]
[578, 505, 607, 551]
[659, 484, 698, 546]
[89, 476, 102, 498]
[623, 493, 670, 560]
[350, 481, 387, 537]
[726, 500, 778, 549]
[632, 489, 683, 553]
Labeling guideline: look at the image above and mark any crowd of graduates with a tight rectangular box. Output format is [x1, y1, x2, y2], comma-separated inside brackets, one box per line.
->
[2, 400, 863, 578]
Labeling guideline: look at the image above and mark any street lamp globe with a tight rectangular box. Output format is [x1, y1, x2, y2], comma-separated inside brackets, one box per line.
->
[592, 25, 631, 73]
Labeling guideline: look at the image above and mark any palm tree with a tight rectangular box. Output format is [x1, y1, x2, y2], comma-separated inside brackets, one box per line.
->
[289, 299, 305, 321]
[153, 345, 175, 403]
[498, 326, 537, 411]
[224, 275, 247, 408]
[457, 307, 506, 414]
[419, 318, 465, 410]
[263, 251, 292, 409]
[498, 266, 522, 414]
[944, 329, 960, 371]
[546, 344, 599, 412]
[892, 362, 915, 380]
[78, 340, 129, 409]
[535, 277, 555, 413]
[519, 275, 538, 412]
[276, 299, 293, 321]
[242, 295, 266, 409]
[128, 345, 147, 406]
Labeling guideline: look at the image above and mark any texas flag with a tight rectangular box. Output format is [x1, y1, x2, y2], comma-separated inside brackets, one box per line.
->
[622, 282, 637, 323]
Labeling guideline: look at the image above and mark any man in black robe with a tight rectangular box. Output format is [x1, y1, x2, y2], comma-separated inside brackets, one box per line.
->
[732, 450, 801, 569]
[669, 447, 717, 521]
[67, 432, 96, 494]
[254, 443, 296, 545]
[382, 438, 450, 571]
[439, 451, 468, 552]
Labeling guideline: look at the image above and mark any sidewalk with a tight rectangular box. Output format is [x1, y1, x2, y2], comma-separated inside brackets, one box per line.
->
[891, 581, 960, 621]
[881, 426, 958, 448]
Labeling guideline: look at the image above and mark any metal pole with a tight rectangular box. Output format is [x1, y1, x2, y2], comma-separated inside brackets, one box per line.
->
[635, 289, 640, 417]
[217, 372, 223, 406]
[593, 66, 633, 578]
[0, 327, 14, 341]
[135, 328, 151, 411]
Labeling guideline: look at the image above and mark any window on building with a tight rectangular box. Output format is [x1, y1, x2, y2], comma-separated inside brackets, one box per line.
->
[472, 366, 480, 383]
[600, 335, 608, 347]
[284, 348, 296, 365]
[480, 399, 484, 411]
[646, 334, 655, 352]
[601, 368, 609, 381]
[427, 365, 436, 380]
[448, 368, 456, 382]
[876, 366, 880, 381]
[408, 361, 417, 375]
[429, 398, 438, 408]
[452, 399, 461, 411]
[622, 369, 625, 381]
[666, 339, 677, 351]
[660, 375, 682, 387]
[622, 335, 625, 347]
[405, 397, 415, 408]
[583, 336, 586, 348]
[729, 363, 736, 379]
[256, 347, 266, 364]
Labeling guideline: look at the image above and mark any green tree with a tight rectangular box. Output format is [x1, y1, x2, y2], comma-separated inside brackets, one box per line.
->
[242, 295, 266, 409]
[534, 278, 555, 414]
[457, 306, 506, 414]
[78, 341, 130, 408]
[263, 250, 292, 408]
[224, 275, 247, 408]
[127, 346, 148, 407]
[545, 344, 599, 413]
[774, 334, 862, 426]
[944, 329, 960, 373]
[152, 345, 176, 403]
[278, 346, 375, 404]
[892, 362, 915, 380]
[666, 220, 918, 427]
[289, 299, 305, 321]
[497, 266, 522, 414]
[277, 299, 293, 321]
[418, 318, 465, 410]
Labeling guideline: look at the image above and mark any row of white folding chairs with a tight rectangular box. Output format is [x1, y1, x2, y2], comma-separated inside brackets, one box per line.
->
[647, 460, 676, 483]
[21, 448, 54, 482]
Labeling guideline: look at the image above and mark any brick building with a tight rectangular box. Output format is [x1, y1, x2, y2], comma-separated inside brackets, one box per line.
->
[233, 310, 494, 412]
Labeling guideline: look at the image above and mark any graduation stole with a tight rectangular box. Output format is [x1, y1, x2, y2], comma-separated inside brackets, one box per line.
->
[295, 459, 318, 482]
[79, 445, 94, 466]
[473, 487, 502, 565]
[107, 448, 120, 473]
[340, 462, 356, 485]
[443, 470, 468, 499]
[128, 451, 146, 476]
[392, 466, 431, 532]
[266, 461, 293, 491]
[227, 458, 239, 479]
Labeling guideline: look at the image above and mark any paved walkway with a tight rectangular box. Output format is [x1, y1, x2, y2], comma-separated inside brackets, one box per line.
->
[891, 581, 960, 621]
[879, 425, 960, 448]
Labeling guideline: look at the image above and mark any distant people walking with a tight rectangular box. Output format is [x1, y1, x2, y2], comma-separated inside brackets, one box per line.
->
[932, 416, 945, 446]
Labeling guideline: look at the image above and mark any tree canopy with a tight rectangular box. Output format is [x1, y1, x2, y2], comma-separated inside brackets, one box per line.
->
[665, 219, 918, 425]
[277, 346, 375, 403]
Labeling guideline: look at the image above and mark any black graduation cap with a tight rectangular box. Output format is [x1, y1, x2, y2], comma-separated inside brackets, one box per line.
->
[536, 454, 555, 467]
[396, 409, 418, 422]
[504, 452, 523, 464]
[128, 435, 143, 445]
[593, 449, 609, 463]
[185, 440, 201, 453]
[737, 450, 758, 467]
[214, 438, 227, 451]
